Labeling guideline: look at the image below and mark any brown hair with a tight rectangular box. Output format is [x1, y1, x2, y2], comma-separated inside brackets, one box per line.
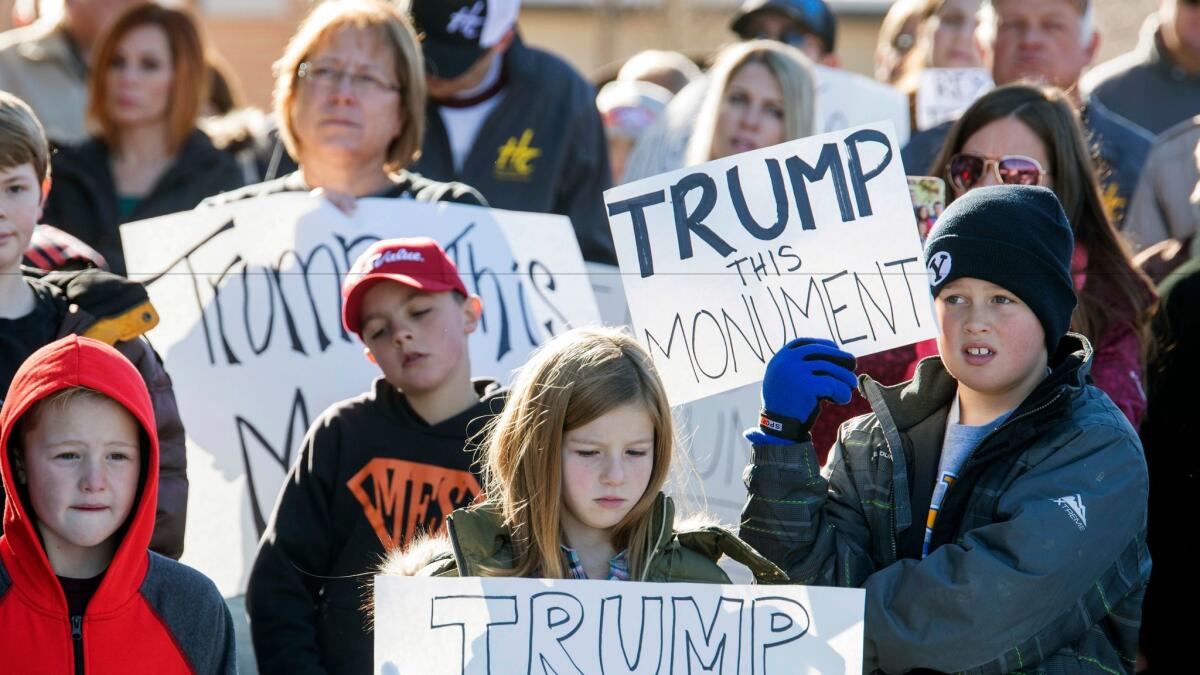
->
[479, 327, 674, 580]
[273, 0, 426, 172]
[930, 83, 1155, 343]
[87, 4, 208, 154]
[0, 91, 50, 181]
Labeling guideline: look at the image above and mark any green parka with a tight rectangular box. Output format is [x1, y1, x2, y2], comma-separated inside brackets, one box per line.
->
[388, 493, 789, 585]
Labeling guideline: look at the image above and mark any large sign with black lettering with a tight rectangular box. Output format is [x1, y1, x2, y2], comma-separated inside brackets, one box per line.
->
[374, 576, 864, 674]
[604, 122, 935, 405]
[121, 195, 600, 595]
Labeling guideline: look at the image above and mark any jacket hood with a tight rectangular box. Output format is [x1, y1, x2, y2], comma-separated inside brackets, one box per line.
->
[0, 335, 159, 615]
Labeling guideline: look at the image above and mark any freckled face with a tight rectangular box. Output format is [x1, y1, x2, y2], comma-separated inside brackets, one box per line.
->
[559, 404, 655, 540]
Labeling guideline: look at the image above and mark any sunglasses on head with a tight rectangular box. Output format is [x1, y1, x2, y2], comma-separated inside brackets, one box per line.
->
[947, 152, 1049, 192]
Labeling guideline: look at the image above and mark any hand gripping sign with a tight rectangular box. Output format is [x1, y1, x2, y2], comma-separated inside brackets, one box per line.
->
[603, 122, 936, 406]
[375, 576, 865, 674]
[120, 195, 600, 595]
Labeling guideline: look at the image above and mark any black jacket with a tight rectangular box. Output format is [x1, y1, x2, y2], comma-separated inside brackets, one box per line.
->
[412, 35, 616, 264]
[246, 378, 505, 675]
[43, 129, 245, 276]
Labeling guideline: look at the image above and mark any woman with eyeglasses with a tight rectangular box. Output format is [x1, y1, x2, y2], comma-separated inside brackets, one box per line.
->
[925, 83, 1156, 427]
[208, 0, 482, 213]
[41, 4, 245, 277]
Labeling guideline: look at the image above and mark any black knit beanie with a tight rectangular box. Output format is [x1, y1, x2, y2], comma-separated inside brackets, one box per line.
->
[924, 185, 1077, 354]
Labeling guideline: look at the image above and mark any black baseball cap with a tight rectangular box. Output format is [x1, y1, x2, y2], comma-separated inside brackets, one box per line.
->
[410, 0, 520, 79]
[730, 0, 837, 54]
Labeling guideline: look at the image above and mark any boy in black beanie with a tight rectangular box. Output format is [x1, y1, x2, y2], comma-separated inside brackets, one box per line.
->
[740, 185, 1150, 673]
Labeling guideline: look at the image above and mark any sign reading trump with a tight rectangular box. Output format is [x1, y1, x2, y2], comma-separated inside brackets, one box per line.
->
[374, 576, 865, 674]
[603, 122, 935, 405]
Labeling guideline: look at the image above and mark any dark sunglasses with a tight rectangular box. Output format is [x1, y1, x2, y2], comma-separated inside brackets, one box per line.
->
[947, 152, 1049, 192]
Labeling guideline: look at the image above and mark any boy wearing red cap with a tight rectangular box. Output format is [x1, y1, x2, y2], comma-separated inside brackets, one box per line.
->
[246, 237, 505, 675]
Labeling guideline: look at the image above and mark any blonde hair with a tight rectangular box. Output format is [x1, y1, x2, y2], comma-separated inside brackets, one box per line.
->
[686, 40, 817, 166]
[273, 0, 426, 172]
[480, 327, 675, 580]
[0, 91, 49, 181]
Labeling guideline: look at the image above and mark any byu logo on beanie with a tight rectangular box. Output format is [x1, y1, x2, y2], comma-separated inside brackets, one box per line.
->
[927, 251, 952, 286]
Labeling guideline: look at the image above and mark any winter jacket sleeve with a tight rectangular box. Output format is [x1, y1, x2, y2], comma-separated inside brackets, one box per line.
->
[555, 89, 616, 265]
[740, 437, 878, 586]
[1088, 321, 1147, 429]
[245, 416, 341, 675]
[113, 337, 188, 559]
[743, 418, 1148, 674]
[862, 420, 1147, 674]
[1123, 163, 1170, 252]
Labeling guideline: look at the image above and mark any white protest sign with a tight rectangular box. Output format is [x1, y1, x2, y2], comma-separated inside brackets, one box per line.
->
[375, 575, 864, 674]
[814, 65, 910, 145]
[121, 195, 600, 596]
[603, 122, 936, 406]
[916, 68, 994, 131]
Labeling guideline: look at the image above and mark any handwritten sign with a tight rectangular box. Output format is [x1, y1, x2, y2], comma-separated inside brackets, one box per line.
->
[813, 64, 910, 145]
[374, 575, 864, 674]
[120, 195, 600, 596]
[604, 122, 936, 405]
[915, 68, 994, 131]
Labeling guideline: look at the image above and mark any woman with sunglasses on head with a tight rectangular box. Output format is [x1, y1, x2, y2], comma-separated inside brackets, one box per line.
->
[923, 83, 1156, 428]
[206, 0, 482, 213]
[40, 4, 245, 277]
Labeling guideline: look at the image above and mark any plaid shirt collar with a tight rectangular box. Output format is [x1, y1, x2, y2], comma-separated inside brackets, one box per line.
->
[560, 545, 630, 581]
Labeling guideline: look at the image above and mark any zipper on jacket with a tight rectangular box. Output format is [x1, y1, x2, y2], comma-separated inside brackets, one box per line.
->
[71, 615, 84, 675]
[931, 390, 1065, 545]
[639, 502, 670, 581]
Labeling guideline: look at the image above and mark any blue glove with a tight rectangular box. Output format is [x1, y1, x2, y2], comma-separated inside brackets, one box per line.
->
[747, 338, 858, 445]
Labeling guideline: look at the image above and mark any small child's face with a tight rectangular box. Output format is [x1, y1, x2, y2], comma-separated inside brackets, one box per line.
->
[359, 282, 480, 397]
[935, 277, 1048, 403]
[560, 403, 655, 541]
[0, 163, 43, 272]
[22, 395, 141, 562]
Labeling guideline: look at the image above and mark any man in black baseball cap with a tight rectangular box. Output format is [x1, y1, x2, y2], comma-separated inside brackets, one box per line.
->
[729, 0, 841, 67]
[407, 0, 616, 265]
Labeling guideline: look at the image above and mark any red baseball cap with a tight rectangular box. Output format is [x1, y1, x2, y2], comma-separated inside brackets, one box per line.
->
[341, 237, 469, 335]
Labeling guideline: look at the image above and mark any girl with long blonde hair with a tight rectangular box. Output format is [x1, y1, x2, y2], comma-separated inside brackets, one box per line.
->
[385, 327, 786, 583]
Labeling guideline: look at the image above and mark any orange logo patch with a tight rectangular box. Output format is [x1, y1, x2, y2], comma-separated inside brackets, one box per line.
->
[346, 459, 481, 550]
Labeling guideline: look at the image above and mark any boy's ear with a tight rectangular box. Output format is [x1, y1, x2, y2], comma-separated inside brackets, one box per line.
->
[40, 176, 51, 204]
[363, 347, 377, 365]
[462, 295, 483, 334]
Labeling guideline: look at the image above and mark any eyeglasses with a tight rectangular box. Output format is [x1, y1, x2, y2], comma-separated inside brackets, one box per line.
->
[946, 152, 1049, 192]
[297, 62, 401, 95]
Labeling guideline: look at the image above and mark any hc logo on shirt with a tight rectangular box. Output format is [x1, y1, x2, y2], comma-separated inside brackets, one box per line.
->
[446, 1, 485, 39]
[495, 129, 541, 180]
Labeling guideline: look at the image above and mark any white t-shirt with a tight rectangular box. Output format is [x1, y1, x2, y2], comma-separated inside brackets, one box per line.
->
[437, 56, 506, 173]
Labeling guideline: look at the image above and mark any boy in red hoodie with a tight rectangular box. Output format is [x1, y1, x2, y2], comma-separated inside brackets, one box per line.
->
[0, 336, 234, 673]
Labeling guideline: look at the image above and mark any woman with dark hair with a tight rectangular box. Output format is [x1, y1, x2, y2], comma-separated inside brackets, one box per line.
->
[922, 83, 1156, 426]
[42, 4, 244, 277]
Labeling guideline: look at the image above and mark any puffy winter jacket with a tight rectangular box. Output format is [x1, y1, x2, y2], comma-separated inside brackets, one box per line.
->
[0, 336, 234, 674]
[741, 333, 1150, 674]
[389, 493, 789, 585]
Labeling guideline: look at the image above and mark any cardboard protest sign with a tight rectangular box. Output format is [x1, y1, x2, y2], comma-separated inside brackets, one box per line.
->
[915, 68, 994, 131]
[814, 65, 910, 145]
[603, 122, 936, 405]
[375, 575, 865, 674]
[121, 195, 600, 596]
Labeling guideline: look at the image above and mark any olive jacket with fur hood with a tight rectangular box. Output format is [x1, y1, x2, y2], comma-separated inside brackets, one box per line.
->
[384, 493, 789, 584]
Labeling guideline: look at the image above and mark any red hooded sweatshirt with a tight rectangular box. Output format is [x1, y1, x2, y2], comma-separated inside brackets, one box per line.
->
[0, 336, 233, 674]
